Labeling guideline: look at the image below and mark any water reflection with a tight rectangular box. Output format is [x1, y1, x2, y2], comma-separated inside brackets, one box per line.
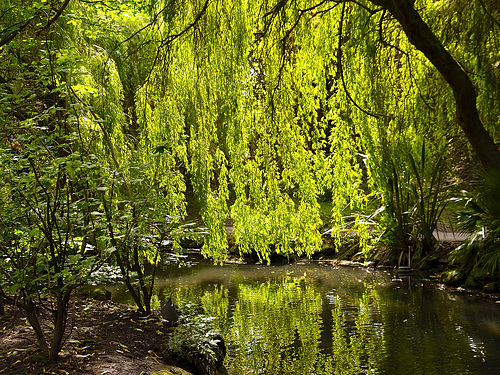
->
[112, 262, 500, 374]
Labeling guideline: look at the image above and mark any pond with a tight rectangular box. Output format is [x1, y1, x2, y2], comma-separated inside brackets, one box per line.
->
[112, 259, 500, 374]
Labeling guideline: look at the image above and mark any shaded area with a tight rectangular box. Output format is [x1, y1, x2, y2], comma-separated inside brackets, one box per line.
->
[0, 298, 184, 375]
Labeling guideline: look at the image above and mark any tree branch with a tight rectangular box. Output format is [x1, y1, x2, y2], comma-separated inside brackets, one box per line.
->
[374, 0, 500, 172]
[144, 0, 211, 84]
[0, 0, 71, 47]
[39, 0, 71, 34]
[478, 0, 500, 29]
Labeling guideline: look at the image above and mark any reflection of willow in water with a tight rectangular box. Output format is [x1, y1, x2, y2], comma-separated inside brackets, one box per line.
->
[197, 276, 384, 375]
[164, 273, 492, 374]
[325, 288, 385, 375]
[226, 276, 322, 374]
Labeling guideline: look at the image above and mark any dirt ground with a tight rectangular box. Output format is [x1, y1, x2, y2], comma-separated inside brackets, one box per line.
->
[0, 298, 192, 375]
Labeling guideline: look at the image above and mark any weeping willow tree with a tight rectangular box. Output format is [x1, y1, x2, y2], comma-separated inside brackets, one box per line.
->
[131, 0, 500, 262]
[137, 1, 369, 263]
[1, 0, 498, 267]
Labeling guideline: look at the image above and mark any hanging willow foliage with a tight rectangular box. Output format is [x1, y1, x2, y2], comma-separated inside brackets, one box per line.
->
[129, 0, 498, 263]
[5, 0, 496, 264]
[133, 0, 372, 263]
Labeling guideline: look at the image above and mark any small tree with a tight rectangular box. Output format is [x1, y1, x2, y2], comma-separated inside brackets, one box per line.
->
[96, 166, 168, 316]
[0, 127, 106, 360]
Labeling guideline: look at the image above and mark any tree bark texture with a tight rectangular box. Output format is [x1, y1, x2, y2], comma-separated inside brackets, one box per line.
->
[370, 0, 500, 172]
[48, 290, 72, 361]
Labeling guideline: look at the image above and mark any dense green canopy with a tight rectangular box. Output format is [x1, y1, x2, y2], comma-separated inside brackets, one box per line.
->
[1, 0, 499, 262]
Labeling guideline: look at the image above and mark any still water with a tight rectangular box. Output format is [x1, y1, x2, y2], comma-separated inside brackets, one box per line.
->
[114, 260, 500, 374]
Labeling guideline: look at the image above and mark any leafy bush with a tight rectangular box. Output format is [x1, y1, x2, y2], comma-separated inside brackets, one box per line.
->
[0, 129, 105, 360]
[451, 172, 500, 277]
[161, 304, 226, 375]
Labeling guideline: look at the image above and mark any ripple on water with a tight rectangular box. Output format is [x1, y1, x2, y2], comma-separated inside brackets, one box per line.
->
[110, 261, 500, 374]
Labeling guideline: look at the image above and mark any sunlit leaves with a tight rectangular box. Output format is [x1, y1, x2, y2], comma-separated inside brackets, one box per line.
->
[3, 0, 499, 267]
[132, 0, 372, 262]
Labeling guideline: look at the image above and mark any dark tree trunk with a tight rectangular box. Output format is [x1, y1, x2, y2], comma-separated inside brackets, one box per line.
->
[370, 0, 500, 173]
[123, 87, 140, 148]
[49, 289, 72, 361]
[24, 300, 50, 356]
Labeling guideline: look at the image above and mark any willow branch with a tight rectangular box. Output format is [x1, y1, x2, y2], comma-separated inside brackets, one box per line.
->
[478, 0, 500, 29]
[338, 2, 391, 119]
[40, 0, 71, 34]
[144, 0, 211, 84]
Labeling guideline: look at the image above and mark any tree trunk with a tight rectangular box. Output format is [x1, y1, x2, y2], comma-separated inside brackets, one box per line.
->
[133, 244, 152, 315]
[370, 0, 500, 173]
[49, 290, 72, 361]
[24, 300, 50, 356]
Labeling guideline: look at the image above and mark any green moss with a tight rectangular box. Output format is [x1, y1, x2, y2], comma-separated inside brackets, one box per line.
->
[440, 269, 466, 287]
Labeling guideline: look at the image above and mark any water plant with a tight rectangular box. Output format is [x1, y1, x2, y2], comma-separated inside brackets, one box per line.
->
[373, 141, 448, 265]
